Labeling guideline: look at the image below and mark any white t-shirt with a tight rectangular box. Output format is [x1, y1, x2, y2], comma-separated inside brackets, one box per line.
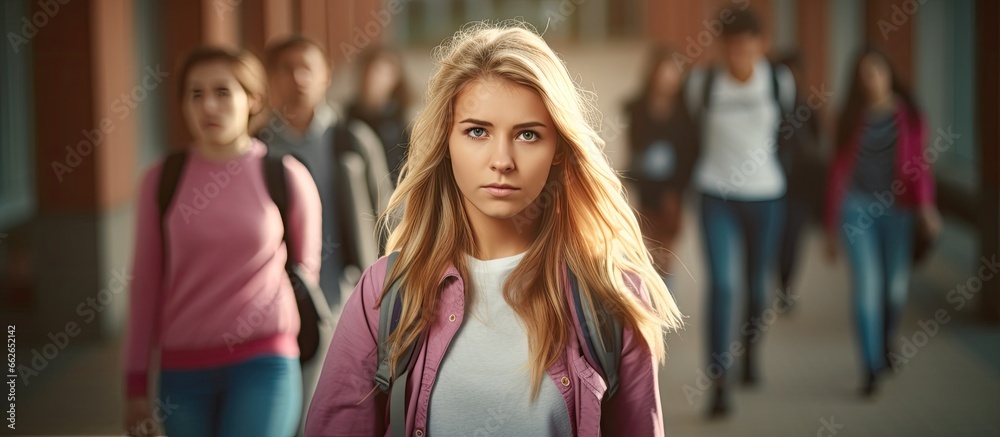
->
[685, 59, 794, 200]
[427, 251, 573, 436]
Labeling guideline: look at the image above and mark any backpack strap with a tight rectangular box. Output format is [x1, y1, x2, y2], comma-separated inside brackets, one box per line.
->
[770, 63, 782, 112]
[700, 67, 717, 115]
[375, 251, 419, 437]
[157, 151, 190, 275]
[262, 153, 293, 262]
[567, 268, 623, 398]
[375, 251, 406, 391]
[700, 63, 793, 116]
[334, 117, 355, 155]
[157, 152, 189, 220]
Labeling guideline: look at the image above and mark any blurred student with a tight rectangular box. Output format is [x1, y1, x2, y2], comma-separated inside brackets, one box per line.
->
[260, 37, 393, 433]
[124, 47, 321, 437]
[346, 47, 412, 186]
[683, 9, 796, 417]
[261, 36, 392, 305]
[824, 47, 939, 397]
[626, 45, 698, 280]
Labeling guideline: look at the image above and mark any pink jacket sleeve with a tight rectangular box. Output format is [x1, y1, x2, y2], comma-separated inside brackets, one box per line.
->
[908, 114, 935, 206]
[124, 164, 165, 397]
[283, 156, 322, 285]
[305, 258, 389, 436]
[824, 144, 855, 234]
[601, 274, 665, 436]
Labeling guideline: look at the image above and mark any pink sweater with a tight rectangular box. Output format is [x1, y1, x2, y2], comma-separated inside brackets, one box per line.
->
[124, 139, 322, 397]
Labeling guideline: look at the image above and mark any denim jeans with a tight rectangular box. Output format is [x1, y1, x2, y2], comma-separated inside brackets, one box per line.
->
[700, 193, 785, 380]
[159, 355, 302, 437]
[840, 191, 915, 374]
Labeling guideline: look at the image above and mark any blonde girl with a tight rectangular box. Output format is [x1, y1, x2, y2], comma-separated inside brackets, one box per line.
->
[306, 22, 682, 436]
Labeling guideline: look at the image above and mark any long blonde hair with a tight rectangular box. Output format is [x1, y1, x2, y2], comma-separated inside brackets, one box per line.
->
[377, 21, 684, 399]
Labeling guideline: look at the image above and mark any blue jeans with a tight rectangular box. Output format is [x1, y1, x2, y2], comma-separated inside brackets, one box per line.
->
[159, 355, 302, 437]
[840, 191, 914, 374]
[700, 194, 785, 380]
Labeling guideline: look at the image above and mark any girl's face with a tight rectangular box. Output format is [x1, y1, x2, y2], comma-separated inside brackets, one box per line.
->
[183, 61, 256, 146]
[859, 54, 893, 103]
[653, 60, 682, 98]
[448, 78, 559, 224]
[364, 54, 400, 104]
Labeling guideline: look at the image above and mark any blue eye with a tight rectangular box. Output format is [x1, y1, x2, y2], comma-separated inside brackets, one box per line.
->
[518, 131, 540, 142]
[466, 127, 488, 139]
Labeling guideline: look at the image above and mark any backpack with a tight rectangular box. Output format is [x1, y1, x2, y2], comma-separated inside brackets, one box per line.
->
[373, 251, 623, 436]
[156, 151, 334, 364]
[330, 118, 393, 276]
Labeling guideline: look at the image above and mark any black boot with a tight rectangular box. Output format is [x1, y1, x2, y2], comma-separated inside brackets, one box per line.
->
[861, 371, 880, 399]
[742, 344, 759, 386]
[776, 287, 796, 314]
[707, 384, 731, 419]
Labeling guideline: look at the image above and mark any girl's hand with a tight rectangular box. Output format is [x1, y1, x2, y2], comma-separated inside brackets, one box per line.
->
[918, 205, 943, 242]
[124, 396, 155, 437]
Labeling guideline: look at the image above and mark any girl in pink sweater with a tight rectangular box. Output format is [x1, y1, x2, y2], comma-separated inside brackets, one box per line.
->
[123, 47, 321, 436]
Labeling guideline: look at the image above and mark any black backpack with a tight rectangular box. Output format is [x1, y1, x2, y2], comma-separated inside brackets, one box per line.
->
[156, 151, 334, 364]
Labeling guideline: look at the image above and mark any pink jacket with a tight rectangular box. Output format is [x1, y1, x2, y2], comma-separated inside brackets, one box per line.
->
[305, 255, 665, 437]
[824, 102, 935, 232]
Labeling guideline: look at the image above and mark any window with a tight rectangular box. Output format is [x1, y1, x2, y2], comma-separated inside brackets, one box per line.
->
[0, 0, 36, 230]
[388, 0, 644, 46]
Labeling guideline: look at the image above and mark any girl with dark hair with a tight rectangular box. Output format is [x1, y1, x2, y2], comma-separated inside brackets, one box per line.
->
[123, 47, 322, 436]
[625, 45, 697, 279]
[824, 47, 940, 397]
[347, 46, 413, 186]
